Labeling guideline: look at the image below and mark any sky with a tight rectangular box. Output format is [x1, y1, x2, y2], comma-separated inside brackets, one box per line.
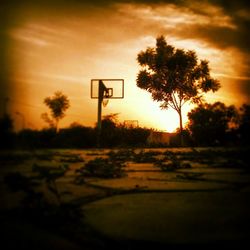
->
[1, 0, 249, 132]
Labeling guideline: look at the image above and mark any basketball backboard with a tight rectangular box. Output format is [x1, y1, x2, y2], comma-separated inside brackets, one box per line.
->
[91, 79, 124, 99]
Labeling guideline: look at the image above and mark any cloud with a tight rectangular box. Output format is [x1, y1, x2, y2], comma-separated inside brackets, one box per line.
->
[3, 0, 249, 52]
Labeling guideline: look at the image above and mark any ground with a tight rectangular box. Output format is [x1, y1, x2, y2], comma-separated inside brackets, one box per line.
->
[0, 147, 249, 249]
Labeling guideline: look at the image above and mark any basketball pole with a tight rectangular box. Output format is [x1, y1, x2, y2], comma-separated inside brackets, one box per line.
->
[97, 80, 106, 147]
[91, 78, 124, 147]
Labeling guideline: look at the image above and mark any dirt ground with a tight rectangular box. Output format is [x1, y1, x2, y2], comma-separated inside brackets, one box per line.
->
[0, 147, 250, 249]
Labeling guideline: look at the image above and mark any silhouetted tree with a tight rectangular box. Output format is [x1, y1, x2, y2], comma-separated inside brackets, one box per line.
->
[0, 114, 14, 149]
[17, 129, 38, 149]
[171, 128, 192, 147]
[119, 126, 150, 147]
[101, 113, 119, 128]
[0, 114, 13, 132]
[237, 104, 250, 145]
[55, 123, 95, 148]
[42, 91, 70, 132]
[100, 113, 119, 147]
[97, 113, 151, 147]
[187, 102, 237, 146]
[136, 36, 220, 145]
[38, 128, 57, 148]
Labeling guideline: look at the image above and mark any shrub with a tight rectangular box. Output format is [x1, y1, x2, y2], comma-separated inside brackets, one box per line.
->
[4, 163, 82, 227]
[76, 157, 126, 179]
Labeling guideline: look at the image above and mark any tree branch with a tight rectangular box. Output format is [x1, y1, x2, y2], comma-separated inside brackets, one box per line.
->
[168, 102, 176, 110]
[171, 92, 179, 111]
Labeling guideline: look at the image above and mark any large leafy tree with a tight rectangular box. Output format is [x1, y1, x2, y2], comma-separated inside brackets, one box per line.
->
[42, 91, 70, 132]
[187, 102, 237, 146]
[136, 36, 220, 145]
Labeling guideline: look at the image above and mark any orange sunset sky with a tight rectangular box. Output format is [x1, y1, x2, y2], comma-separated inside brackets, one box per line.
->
[1, 0, 249, 132]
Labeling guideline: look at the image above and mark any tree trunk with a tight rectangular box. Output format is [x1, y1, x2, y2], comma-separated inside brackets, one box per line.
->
[178, 109, 184, 146]
[55, 119, 59, 133]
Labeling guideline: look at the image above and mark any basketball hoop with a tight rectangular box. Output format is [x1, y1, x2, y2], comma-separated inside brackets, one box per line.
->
[90, 79, 124, 147]
[102, 99, 109, 107]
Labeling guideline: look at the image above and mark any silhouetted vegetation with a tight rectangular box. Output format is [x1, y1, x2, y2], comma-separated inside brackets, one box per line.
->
[0, 114, 14, 149]
[0, 101, 249, 149]
[99, 114, 150, 147]
[152, 150, 191, 171]
[237, 104, 250, 146]
[75, 157, 126, 179]
[55, 123, 96, 148]
[108, 149, 136, 162]
[136, 35, 220, 145]
[0, 116, 150, 149]
[4, 163, 83, 227]
[187, 102, 249, 146]
[133, 150, 160, 163]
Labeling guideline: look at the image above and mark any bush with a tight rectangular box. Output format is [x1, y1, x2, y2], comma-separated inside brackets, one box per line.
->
[133, 150, 160, 163]
[108, 149, 135, 162]
[4, 163, 83, 227]
[154, 151, 191, 171]
[76, 157, 126, 179]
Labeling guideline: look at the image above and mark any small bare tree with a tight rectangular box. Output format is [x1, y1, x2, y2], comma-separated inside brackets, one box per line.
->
[42, 91, 70, 132]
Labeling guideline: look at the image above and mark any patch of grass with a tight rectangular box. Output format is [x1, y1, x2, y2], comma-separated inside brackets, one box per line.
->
[176, 173, 204, 181]
[154, 161, 178, 171]
[75, 157, 126, 179]
[161, 148, 250, 169]
[59, 154, 84, 163]
[155, 151, 191, 171]
[133, 150, 160, 163]
[108, 149, 135, 162]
